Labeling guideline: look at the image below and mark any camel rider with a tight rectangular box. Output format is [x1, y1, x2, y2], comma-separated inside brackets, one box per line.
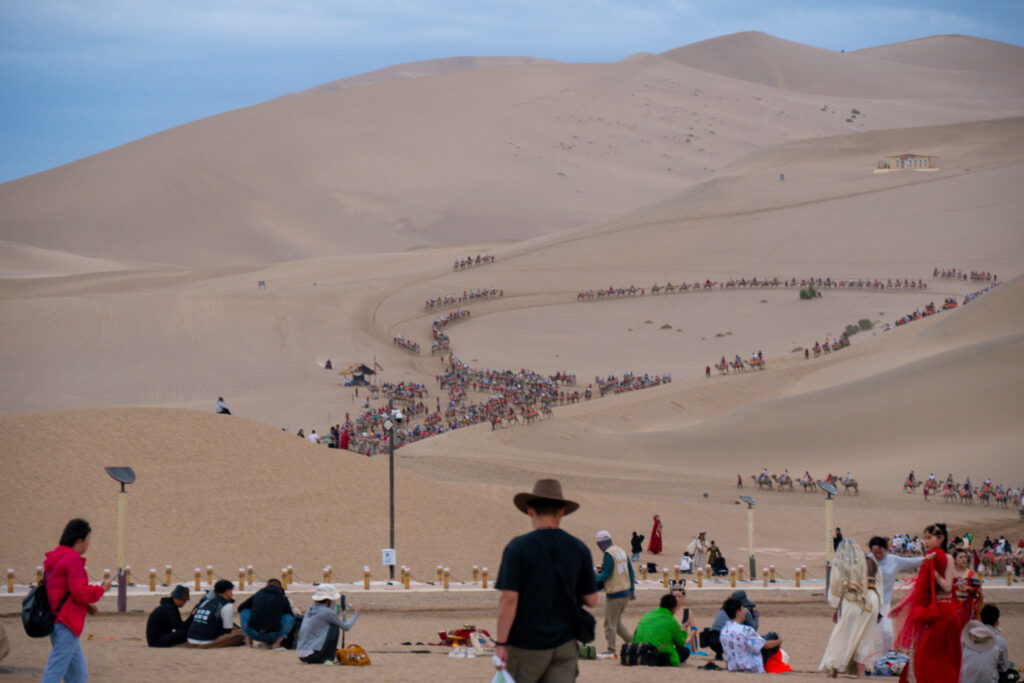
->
[908, 470, 916, 485]
[844, 472, 852, 485]
[735, 354, 742, 366]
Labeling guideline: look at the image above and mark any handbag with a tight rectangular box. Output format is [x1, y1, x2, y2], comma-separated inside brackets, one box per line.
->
[335, 644, 371, 666]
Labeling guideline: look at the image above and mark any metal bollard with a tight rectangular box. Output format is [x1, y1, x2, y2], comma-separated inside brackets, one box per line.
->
[165, 565, 172, 587]
[281, 568, 288, 587]
[287, 566, 293, 587]
[1007, 567, 1013, 586]
[443, 568, 450, 590]
[473, 565, 479, 582]
[194, 568, 201, 592]
[238, 568, 245, 590]
[662, 568, 669, 588]
[124, 565, 132, 586]
[640, 564, 648, 580]
[363, 566, 371, 590]
[7, 569, 14, 594]
[437, 565, 444, 583]
[737, 566, 744, 582]
[247, 565, 254, 585]
[482, 568, 489, 590]
[769, 565, 776, 583]
[403, 567, 411, 590]
[149, 568, 157, 592]
[206, 565, 213, 586]
[730, 568, 737, 588]
[801, 565, 807, 580]
[696, 571, 703, 588]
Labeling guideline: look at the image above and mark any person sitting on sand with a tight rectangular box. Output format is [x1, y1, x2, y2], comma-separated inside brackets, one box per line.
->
[216, 397, 230, 415]
[238, 579, 294, 649]
[146, 585, 195, 647]
[296, 429, 305, 439]
[186, 580, 244, 648]
[308, 429, 319, 444]
[631, 593, 691, 666]
[296, 584, 359, 664]
[719, 596, 782, 673]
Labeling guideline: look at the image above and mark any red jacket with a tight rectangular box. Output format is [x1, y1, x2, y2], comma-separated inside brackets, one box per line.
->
[43, 545, 106, 637]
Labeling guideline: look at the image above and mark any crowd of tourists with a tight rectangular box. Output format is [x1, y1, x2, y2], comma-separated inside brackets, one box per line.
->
[424, 288, 502, 311]
[453, 254, 495, 270]
[934, 267, 997, 282]
[392, 334, 420, 354]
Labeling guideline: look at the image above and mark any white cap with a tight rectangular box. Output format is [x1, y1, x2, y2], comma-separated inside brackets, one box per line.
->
[595, 530, 612, 542]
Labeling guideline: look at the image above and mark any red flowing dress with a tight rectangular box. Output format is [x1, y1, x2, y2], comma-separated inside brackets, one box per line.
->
[890, 548, 961, 683]
[647, 517, 663, 555]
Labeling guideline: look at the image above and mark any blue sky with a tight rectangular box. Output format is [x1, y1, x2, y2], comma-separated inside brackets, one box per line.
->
[1, 0, 1021, 183]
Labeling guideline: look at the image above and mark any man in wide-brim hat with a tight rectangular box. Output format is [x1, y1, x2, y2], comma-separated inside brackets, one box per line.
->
[494, 479, 598, 683]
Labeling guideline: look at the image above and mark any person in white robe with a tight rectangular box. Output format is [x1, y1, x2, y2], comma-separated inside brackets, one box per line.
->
[820, 539, 882, 677]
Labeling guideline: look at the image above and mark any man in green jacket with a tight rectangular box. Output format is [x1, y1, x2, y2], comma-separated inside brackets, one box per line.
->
[632, 593, 690, 666]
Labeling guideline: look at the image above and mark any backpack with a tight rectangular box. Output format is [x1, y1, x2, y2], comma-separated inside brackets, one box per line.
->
[22, 573, 70, 638]
[335, 644, 371, 666]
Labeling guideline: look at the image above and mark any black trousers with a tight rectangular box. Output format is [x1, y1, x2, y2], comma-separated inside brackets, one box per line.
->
[299, 624, 340, 664]
[707, 630, 724, 660]
[149, 630, 188, 648]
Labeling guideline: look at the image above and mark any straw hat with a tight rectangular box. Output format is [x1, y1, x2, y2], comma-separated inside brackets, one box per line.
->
[513, 478, 579, 515]
[312, 584, 340, 603]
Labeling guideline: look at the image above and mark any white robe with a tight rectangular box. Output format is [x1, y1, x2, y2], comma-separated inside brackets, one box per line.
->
[819, 583, 881, 674]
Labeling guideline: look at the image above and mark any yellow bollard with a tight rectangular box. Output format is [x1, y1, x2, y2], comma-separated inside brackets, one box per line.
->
[124, 565, 132, 586]
[36, 566, 43, 585]
[737, 566, 744, 582]
[103, 568, 111, 585]
[194, 568, 201, 592]
[640, 564, 648, 580]
[801, 565, 807, 580]
[247, 565, 254, 585]
[238, 568, 245, 590]
[674, 567, 681, 583]
[7, 569, 13, 594]
[473, 565, 479, 582]
[206, 565, 213, 586]
[322, 567, 329, 584]
[762, 568, 769, 587]
[287, 566, 294, 586]
[403, 567, 411, 590]
[281, 568, 288, 587]
[149, 568, 157, 592]
[437, 565, 444, 583]
[363, 566, 371, 590]
[443, 568, 450, 590]
[662, 568, 670, 588]
[695, 571, 703, 588]
[482, 568, 489, 590]
[794, 569, 801, 588]
[165, 565, 172, 587]
[769, 565, 776, 583]
[730, 568, 737, 588]
[326, 565, 333, 583]
[704, 565, 712, 580]
[1007, 567, 1013, 586]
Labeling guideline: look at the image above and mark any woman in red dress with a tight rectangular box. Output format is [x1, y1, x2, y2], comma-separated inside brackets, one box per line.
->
[647, 515, 663, 555]
[952, 548, 982, 625]
[890, 523, 960, 683]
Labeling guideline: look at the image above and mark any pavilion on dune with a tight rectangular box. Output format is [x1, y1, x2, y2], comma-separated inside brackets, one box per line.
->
[337, 362, 376, 386]
[877, 153, 938, 171]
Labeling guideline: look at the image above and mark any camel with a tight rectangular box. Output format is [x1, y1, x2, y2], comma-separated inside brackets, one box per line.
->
[751, 474, 773, 491]
[800, 476, 816, 492]
[903, 479, 922, 493]
[772, 474, 794, 492]
[716, 361, 729, 375]
[959, 487, 974, 505]
[842, 478, 859, 495]
[977, 488, 992, 506]
[730, 360, 746, 372]
[943, 487, 959, 503]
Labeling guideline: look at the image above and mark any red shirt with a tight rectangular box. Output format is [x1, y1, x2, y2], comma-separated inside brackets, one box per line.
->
[43, 545, 106, 636]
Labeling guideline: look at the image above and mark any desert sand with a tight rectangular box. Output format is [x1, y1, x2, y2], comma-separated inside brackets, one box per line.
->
[1, 31, 1023, 681]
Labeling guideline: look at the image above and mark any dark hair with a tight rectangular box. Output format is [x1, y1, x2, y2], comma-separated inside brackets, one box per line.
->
[979, 604, 999, 626]
[865, 556, 878, 577]
[214, 579, 234, 595]
[924, 523, 948, 551]
[868, 536, 888, 550]
[59, 519, 92, 547]
[659, 593, 678, 610]
[722, 597, 744, 620]
[267, 578, 283, 589]
[953, 548, 970, 561]
[527, 498, 566, 516]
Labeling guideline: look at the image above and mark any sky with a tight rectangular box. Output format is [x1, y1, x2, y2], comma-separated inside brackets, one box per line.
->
[1, 0, 1022, 183]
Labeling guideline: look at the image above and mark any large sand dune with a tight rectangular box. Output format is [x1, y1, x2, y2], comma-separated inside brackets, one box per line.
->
[1, 34, 1022, 681]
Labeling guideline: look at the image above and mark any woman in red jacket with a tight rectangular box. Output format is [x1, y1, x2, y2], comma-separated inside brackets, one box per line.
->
[42, 519, 111, 683]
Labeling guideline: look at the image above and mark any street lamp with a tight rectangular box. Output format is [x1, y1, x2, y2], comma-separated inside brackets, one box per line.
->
[817, 480, 838, 592]
[104, 467, 135, 613]
[740, 495, 757, 579]
[382, 402, 404, 582]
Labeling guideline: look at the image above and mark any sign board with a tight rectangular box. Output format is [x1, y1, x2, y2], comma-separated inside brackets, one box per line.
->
[381, 548, 396, 566]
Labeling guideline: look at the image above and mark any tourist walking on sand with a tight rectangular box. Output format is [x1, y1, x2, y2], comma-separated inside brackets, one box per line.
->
[594, 531, 635, 654]
[648, 515, 663, 555]
[494, 479, 598, 682]
[819, 539, 881, 677]
[868, 536, 923, 655]
[890, 523, 960, 682]
[41, 518, 113, 683]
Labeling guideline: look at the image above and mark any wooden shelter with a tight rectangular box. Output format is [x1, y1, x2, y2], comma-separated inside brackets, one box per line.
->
[882, 153, 936, 170]
[337, 362, 376, 385]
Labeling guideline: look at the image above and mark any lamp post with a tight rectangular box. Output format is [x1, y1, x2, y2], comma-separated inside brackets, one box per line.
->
[740, 496, 757, 579]
[817, 480, 837, 592]
[104, 467, 136, 613]
[382, 401, 404, 582]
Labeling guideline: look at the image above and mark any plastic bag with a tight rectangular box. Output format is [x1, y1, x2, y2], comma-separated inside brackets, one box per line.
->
[491, 669, 516, 683]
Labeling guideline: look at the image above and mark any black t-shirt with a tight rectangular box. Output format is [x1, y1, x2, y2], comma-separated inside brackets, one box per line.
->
[495, 528, 596, 650]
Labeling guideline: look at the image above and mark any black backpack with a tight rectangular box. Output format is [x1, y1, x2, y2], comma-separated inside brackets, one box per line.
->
[22, 573, 70, 638]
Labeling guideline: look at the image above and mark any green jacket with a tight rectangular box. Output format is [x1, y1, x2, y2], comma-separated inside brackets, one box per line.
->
[632, 607, 688, 666]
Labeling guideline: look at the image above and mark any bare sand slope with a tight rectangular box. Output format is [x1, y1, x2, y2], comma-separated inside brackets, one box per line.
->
[1, 37, 1021, 266]
[663, 32, 1024, 97]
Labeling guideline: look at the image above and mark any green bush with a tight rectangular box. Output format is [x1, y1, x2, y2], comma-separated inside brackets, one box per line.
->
[844, 324, 860, 337]
[858, 318, 873, 331]
[661, 323, 672, 329]
[791, 346, 803, 353]
[799, 285, 821, 300]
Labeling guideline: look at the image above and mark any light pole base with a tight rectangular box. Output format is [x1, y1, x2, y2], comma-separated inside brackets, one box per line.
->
[749, 556, 756, 581]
